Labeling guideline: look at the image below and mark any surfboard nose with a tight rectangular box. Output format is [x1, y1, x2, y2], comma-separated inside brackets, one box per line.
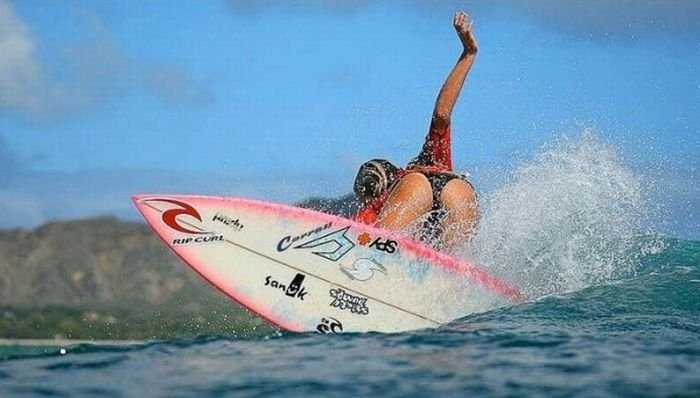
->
[131, 194, 148, 204]
[132, 194, 172, 204]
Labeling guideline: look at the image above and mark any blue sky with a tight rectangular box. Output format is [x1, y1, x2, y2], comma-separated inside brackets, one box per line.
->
[0, 0, 698, 238]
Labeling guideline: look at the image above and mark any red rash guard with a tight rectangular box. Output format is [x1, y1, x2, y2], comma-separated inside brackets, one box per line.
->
[354, 120, 454, 225]
[412, 119, 453, 171]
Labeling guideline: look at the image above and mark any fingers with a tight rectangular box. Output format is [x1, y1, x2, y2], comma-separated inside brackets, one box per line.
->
[453, 10, 477, 53]
[453, 11, 464, 28]
[453, 11, 472, 32]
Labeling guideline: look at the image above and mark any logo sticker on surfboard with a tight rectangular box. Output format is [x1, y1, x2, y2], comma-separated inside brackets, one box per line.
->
[316, 317, 343, 334]
[278, 225, 355, 262]
[329, 288, 369, 315]
[212, 213, 244, 231]
[264, 273, 309, 301]
[340, 258, 387, 281]
[358, 232, 398, 254]
[145, 198, 224, 245]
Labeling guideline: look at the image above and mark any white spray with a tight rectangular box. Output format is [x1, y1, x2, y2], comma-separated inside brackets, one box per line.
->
[466, 130, 659, 298]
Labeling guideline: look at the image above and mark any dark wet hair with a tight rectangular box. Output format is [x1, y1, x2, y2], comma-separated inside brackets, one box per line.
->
[354, 159, 400, 203]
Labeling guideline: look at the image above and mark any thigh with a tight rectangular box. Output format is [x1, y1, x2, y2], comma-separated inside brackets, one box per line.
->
[438, 178, 478, 250]
[376, 172, 433, 231]
[439, 178, 477, 211]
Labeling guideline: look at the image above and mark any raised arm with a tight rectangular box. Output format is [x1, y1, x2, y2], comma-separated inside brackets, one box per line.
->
[431, 11, 478, 130]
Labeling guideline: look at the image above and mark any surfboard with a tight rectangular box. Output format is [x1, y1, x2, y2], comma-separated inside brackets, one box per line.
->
[132, 195, 521, 334]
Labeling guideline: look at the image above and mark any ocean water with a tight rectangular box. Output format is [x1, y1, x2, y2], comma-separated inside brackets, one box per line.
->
[1, 240, 698, 397]
[2, 134, 699, 397]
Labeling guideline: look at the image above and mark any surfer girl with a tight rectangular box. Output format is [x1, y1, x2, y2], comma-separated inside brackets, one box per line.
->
[354, 11, 478, 250]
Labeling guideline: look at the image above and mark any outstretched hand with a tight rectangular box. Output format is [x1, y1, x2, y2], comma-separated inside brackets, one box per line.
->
[454, 11, 478, 55]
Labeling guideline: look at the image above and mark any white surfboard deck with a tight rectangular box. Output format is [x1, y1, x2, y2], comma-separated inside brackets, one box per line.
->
[132, 195, 521, 334]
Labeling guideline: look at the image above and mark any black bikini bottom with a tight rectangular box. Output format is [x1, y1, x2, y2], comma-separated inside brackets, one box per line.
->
[417, 172, 474, 210]
[416, 172, 474, 245]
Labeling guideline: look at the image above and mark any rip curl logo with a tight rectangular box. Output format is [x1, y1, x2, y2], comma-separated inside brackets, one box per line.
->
[316, 317, 343, 334]
[145, 198, 224, 245]
[146, 198, 205, 234]
[340, 258, 387, 281]
[171, 235, 224, 245]
[329, 288, 369, 315]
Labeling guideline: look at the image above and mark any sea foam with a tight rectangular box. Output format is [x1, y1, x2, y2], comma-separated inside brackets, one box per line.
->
[467, 130, 661, 298]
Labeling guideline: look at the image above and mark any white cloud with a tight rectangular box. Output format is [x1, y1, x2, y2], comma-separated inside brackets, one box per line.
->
[0, 0, 208, 121]
[0, 0, 50, 117]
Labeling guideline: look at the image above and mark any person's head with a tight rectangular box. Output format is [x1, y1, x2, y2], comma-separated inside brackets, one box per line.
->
[354, 159, 400, 203]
